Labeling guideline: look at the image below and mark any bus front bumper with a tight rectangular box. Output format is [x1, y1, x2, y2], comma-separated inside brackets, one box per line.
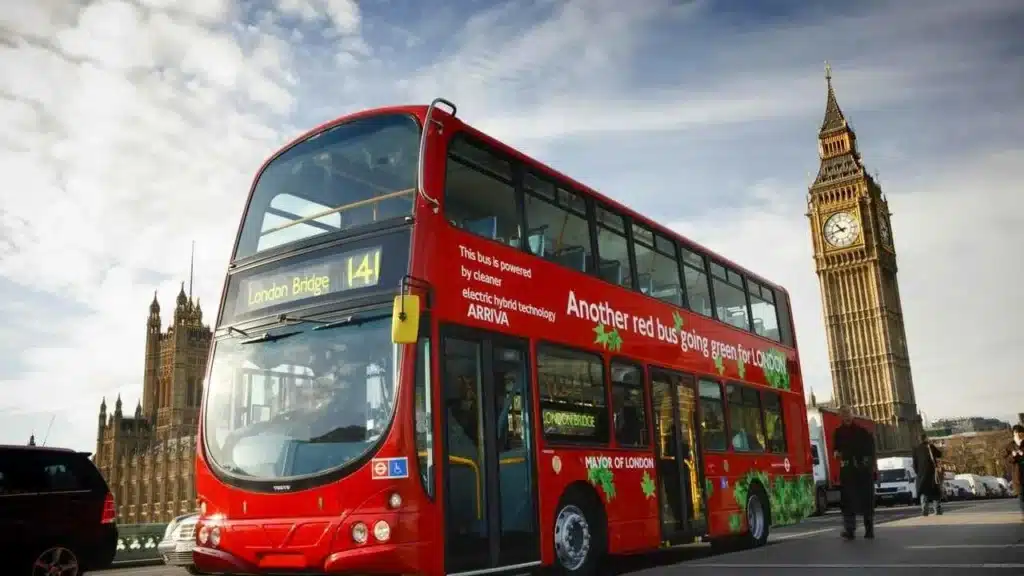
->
[194, 540, 432, 574]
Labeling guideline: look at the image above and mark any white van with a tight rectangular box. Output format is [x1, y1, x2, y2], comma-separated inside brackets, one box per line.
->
[876, 457, 917, 506]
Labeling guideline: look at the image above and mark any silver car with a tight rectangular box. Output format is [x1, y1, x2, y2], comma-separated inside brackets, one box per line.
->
[157, 513, 202, 574]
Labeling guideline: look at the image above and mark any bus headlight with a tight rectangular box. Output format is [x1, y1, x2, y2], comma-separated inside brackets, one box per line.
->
[373, 520, 391, 542]
[351, 522, 368, 544]
[210, 526, 222, 548]
[198, 525, 210, 545]
[388, 492, 402, 509]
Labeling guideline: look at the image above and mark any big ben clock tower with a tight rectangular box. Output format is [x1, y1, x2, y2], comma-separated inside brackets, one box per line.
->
[806, 63, 923, 456]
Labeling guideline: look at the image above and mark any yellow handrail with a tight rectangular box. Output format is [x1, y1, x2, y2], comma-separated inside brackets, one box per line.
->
[415, 451, 527, 519]
[262, 187, 415, 235]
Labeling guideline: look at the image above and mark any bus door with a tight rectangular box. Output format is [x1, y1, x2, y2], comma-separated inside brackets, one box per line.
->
[650, 368, 706, 542]
[439, 326, 540, 575]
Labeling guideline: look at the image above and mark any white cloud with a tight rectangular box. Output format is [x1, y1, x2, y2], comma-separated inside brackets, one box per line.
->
[1, 0, 1021, 450]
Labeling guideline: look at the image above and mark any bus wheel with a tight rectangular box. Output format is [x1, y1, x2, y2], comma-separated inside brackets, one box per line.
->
[743, 487, 770, 548]
[553, 492, 604, 576]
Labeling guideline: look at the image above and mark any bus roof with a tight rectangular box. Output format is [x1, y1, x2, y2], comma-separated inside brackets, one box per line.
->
[255, 103, 791, 298]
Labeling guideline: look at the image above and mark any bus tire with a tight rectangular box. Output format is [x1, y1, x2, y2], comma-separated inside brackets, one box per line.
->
[743, 485, 770, 548]
[552, 487, 606, 576]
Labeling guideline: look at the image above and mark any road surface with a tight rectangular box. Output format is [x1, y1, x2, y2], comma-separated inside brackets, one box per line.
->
[98, 499, 1022, 576]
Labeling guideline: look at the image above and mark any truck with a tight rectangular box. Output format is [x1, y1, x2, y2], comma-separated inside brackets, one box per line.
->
[807, 405, 877, 515]
[875, 456, 917, 506]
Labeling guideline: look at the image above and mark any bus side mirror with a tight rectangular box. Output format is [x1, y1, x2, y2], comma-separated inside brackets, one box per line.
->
[391, 294, 421, 344]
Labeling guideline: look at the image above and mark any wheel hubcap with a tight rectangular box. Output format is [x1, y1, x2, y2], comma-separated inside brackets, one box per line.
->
[554, 504, 590, 571]
[747, 495, 765, 540]
[33, 547, 79, 576]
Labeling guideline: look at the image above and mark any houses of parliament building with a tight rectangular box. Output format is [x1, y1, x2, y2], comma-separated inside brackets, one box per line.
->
[93, 284, 211, 524]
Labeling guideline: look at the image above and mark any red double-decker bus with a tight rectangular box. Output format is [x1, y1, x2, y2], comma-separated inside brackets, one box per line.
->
[194, 99, 813, 576]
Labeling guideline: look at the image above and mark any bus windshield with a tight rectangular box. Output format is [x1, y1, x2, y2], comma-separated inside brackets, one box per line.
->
[235, 113, 420, 260]
[203, 315, 397, 481]
[878, 469, 908, 483]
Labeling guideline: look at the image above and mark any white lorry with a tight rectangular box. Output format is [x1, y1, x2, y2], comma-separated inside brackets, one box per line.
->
[875, 456, 918, 506]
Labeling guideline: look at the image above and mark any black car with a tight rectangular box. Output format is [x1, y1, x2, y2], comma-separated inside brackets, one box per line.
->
[0, 445, 119, 575]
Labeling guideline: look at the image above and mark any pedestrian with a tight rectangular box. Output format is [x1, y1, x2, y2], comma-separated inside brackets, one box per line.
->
[1003, 424, 1024, 521]
[832, 406, 876, 539]
[912, 432, 943, 516]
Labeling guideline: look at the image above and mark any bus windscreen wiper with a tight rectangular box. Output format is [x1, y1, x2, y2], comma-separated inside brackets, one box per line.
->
[312, 311, 391, 332]
[240, 330, 302, 345]
[268, 311, 390, 334]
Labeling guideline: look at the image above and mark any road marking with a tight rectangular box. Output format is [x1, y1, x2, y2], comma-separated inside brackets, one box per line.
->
[772, 526, 837, 540]
[688, 563, 1024, 569]
[906, 544, 1024, 549]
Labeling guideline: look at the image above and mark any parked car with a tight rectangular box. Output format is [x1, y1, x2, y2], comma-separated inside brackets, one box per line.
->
[158, 512, 203, 574]
[0, 444, 118, 575]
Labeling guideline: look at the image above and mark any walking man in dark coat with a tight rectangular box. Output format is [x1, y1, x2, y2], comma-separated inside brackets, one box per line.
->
[1004, 424, 1024, 521]
[832, 406, 876, 539]
[912, 433, 943, 516]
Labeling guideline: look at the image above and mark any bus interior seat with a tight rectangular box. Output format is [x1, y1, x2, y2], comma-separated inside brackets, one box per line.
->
[598, 259, 621, 284]
[527, 226, 550, 257]
[553, 246, 586, 272]
[464, 216, 498, 239]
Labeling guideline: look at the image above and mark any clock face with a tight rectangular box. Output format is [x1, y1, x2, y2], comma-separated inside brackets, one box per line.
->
[823, 211, 860, 248]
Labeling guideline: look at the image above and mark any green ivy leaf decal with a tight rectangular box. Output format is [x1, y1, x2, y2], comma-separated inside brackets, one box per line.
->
[672, 311, 684, 332]
[760, 348, 791, 390]
[587, 462, 617, 501]
[732, 472, 816, 527]
[737, 356, 746, 379]
[704, 476, 713, 497]
[713, 355, 725, 375]
[728, 513, 742, 533]
[593, 323, 609, 348]
[641, 471, 656, 499]
[607, 328, 624, 352]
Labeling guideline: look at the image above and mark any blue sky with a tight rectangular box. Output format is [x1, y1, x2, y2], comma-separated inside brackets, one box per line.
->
[1, 0, 1022, 451]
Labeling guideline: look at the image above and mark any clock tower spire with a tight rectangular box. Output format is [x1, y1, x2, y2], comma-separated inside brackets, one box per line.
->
[806, 63, 922, 456]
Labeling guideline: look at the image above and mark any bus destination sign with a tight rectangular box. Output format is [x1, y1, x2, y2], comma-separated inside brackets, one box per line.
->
[236, 245, 383, 314]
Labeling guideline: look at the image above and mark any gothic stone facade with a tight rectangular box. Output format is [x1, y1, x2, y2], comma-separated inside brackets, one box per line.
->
[94, 286, 211, 524]
[806, 65, 923, 456]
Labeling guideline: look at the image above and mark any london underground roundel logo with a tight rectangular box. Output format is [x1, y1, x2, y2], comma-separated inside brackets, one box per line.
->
[374, 461, 388, 477]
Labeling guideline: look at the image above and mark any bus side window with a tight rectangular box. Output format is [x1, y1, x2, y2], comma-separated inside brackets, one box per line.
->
[610, 362, 648, 448]
[536, 344, 608, 445]
[444, 136, 520, 245]
[632, 224, 683, 306]
[521, 174, 593, 273]
[681, 248, 713, 317]
[747, 279, 781, 342]
[697, 380, 726, 451]
[760, 391, 787, 453]
[711, 263, 751, 331]
[726, 384, 765, 453]
[592, 205, 633, 289]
